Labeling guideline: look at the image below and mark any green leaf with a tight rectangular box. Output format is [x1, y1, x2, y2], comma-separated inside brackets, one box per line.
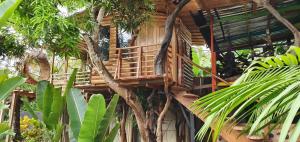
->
[42, 83, 54, 128]
[279, 92, 300, 142]
[97, 94, 119, 142]
[0, 76, 26, 100]
[63, 69, 78, 97]
[0, 122, 14, 139]
[104, 123, 120, 142]
[21, 97, 38, 119]
[0, 0, 23, 26]
[36, 80, 49, 110]
[67, 88, 87, 140]
[290, 120, 300, 142]
[48, 87, 63, 129]
[53, 124, 63, 142]
[78, 94, 106, 142]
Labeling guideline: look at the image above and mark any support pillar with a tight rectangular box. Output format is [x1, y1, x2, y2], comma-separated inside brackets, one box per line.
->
[210, 12, 217, 92]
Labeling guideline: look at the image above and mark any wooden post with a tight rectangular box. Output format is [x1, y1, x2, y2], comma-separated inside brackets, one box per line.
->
[210, 12, 217, 92]
[0, 100, 6, 123]
[137, 46, 142, 78]
[6, 92, 20, 142]
[51, 51, 55, 83]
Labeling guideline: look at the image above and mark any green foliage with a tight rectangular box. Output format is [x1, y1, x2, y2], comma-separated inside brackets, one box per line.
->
[0, 29, 25, 57]
[0, 122, 14, 140]
[67, 88, 87, 139]
[192, 46, 300, 142]
[102, 0, 154, 32]
[36, 81, 63, 130]
[78, 94, 106, 142]
[12, 0, 81, 57]
[0, 75, 25, 100]
[67, 92, 120, 142]
[192, 47, 211, 77]
[0, 0, 22, 26]
[20, 116, 50, 142]
[28, 69, 78, 141]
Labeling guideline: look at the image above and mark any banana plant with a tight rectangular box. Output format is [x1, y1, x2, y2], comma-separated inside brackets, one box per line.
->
[193, 46, 300, 142]
[0, 0, 23, 26]
[25, 69, 78, 141]
[67, 89, 120, 142]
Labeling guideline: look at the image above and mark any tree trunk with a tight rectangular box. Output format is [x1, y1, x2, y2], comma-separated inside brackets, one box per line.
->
[120, 103, 128, 142]
[146, 90, 157, 142]
[22, 51, 51, 84]
[12, 94, 21, 142]
[154, 0, 190, 75]
[156, 93, 172, 142]
[83, 7, 149, 141]
[253, 0, 300, 46]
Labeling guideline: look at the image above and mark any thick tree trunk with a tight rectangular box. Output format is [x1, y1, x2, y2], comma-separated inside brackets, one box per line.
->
[253, 0, 300, 46]
[156, 93, 172, 142]
[146, 90, 157, 142]
[83, 8, 149, 141]
[154, 0, 190, 75]
[84, 34, 149, 142]
[22, 51, 51, 84]
[120, 103, 128, 142]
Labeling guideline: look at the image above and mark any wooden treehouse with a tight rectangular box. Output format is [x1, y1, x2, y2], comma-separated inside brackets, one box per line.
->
[50, 0, 300, 141]
[53, 15, 199, 91]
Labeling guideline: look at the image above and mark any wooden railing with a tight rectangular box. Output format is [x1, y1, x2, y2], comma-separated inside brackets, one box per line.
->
[114, 44, 161, 79]
[52, 71, 91, 87]
[52, 44, 226, 90]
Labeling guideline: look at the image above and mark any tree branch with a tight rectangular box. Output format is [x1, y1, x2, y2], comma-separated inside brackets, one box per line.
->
[253, 0, 300, 46]
[156, 93, 172, 142]
[154, 0, 190, 75]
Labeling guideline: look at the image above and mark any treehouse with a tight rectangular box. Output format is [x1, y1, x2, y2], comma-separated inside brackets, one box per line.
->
[52, 1, 207, 91]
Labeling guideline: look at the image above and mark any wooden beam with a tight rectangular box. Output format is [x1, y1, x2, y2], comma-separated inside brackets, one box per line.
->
[172, 91, 259, 142]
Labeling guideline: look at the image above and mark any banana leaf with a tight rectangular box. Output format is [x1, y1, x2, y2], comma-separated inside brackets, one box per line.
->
[0, 0, 23, 26]
[78, 94, 106, 142]
[67, 88, 87, 140]
[0, 76, 26, 100]
[97, 95, 119, 142]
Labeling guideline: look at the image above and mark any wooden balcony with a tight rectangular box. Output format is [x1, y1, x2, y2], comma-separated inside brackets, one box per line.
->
[52, 44, 194, 90]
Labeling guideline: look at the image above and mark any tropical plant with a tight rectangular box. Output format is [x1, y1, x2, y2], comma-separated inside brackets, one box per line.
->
[24, 69, 78, 141]
[193, 46, 300, 142]
[24, 68, 120, 142]
[67, 89, 120, 142]
[0, 0, 22, 26]
[0, 70, 26, 138]
[20, 116, 50, 142]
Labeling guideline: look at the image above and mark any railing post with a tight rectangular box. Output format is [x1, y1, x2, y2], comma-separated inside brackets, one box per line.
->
[178, 55, 182, 86]
[114, 49, 121, 79]
[117, 49, 122, 79]
[137, 46, 142, 78]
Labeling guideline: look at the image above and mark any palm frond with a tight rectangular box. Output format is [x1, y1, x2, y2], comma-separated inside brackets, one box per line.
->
[193, 46, 300, 142]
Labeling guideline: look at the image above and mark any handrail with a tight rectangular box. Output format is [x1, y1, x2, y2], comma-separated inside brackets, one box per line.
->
[176, 54, 230, 85]
[115, 44, 160, 50]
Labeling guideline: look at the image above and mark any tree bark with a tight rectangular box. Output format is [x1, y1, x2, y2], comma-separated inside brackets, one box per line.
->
[120, 103, 128, 142]
[83, 8, 149, 142]
[253, 0, 300, 46]
[154, 0, 190, 75]
[156, 93, 172, 142]
[12, 94, 21, 142]
[22, 51, 51, 84]
[146, 90, 157, 142]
